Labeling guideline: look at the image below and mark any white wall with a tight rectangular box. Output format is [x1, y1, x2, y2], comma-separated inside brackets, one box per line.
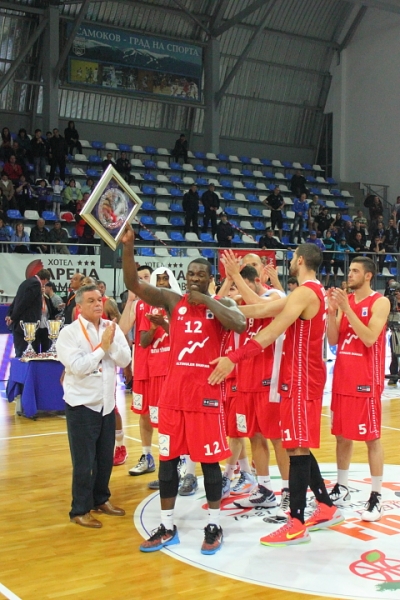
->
[325, 8, 400, 203]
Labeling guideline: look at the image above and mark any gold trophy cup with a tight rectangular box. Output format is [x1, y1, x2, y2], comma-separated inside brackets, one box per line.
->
[20, 321, 40, 357]
[46, 319, 64, 356]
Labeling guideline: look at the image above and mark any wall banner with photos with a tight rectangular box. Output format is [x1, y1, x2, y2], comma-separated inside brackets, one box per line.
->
[67, 23, 202, 102]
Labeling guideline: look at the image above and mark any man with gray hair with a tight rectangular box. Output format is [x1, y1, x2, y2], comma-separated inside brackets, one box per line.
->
[56, 284, 131, 529]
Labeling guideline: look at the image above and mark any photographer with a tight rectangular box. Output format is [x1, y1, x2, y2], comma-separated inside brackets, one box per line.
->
[386, 280, 400, 386]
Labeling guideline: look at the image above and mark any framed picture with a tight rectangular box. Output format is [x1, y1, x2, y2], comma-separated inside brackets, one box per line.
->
[80, 165, 142, 250]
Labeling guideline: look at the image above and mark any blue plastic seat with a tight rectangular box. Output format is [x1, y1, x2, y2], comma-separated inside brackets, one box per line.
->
[201, 248, 215, 259]
[335, 200, 347, 209]
[222, 191, 235, 202]
[169, 247, 180, 257]
[170, 216, 184, 226]
[195, 164, 206, 173]
[246, 194, 259, 203]
[326, 177, 337, 185]
[199, 204, 204, 214]
[331, 189, 341, 196]
[250, 208, 262, 217]
[194, 151, 206, 160]
[218, 167, 230, 175]
[170, 188, 183, 197]
[7, 209, 24, 220]
[217, 153, 228, 162]
[42, 211, 57, 221]
[232, 234, 243, 244]
[342, 215, 352, 222]
[311, 187, 321, 195]
[141, 201, 157, 211]
[195, 177, 207, 186]
[253, 221, 264, 231]
[282, 161, 293, 169]
[241, 169, 253, 177]
[267, 184, 276, 191]
[119, 144, 131, 152]
[303, 163, 313, 170]
[200, 233, 214, 243]
[239, 156, 251, 164]
[170, 162, 183, 171]
[142, 186, 156, 196]
[261, 158, 272, 167]
[144, 160, 156, 170]
[390, 267, 398, 276]
[224, 207, 238, 216]
[170, 175, 183, 185]
[140, 247, 155, 256]
[144, 146, 157, 156]
[140, 215, 156, 226]
[91, 141, 104, 150]
[244, 181, 256, 190]
[306, 176, 316, 183]
[220, 179, 233, 189]
[89, 155, 102, 163]
[143, 173, 156, 182]
[170, 231, 185, 242]
[263, 171, 275, 179]
[139, 230, 156, 241]
[229, 219, 239, 228]
[86, 169, 99, 177]
[170, 203, 184, 213]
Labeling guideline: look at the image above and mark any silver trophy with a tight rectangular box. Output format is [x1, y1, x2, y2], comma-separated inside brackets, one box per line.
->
[46, 318, 64, 356]
[20, 321, 40, 357]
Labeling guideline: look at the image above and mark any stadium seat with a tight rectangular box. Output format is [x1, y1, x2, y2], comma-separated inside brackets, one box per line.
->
[7, 209, 23, 220]
[170, 188, 183, 197]
[206, 153, 218, 161]
[222, 191, 235, 202]
[131, 145, 145, 155]
[131, 158, 145, 169]
[157, 161, 171, 171]
[224, 207, 238, 216]
[250, 157, 262, 166]
[246, 194, 259, 203]
[155, 202, 170, 213]
[239, 156, 251, 164]
[140, 215, 156, 226]
[218, 166, 230, 176]
[241, 169, 253, 178]
[201, 248, 215, 259]
[206, 165, 219, 175]
[261, 158, 272, 167]
[118, 144, 131, 152]
[155, 187, 170, 197]
[74, 154, 89, 163]
[144, 160, 157, 170]
[263, 171, 275, 179]
[232, 234, 243, 244]
[272, 160, 283, 168]
[156, 174, 170, 184]
[187, 248, 201, 257]
[229, 155, 241, 164]
[194, 151, 206, 160]
[237, 207, 251, 217]
[170, 162, 183, 171]
[154, 247, 170, 257]
[86, 169, 99, 177]
[249, 208, 262, 218]
[105, 142, 118, 152]
[233, 181, 245, 190]
[91, 141, 104, 150]
[170, 175, 183, 185]
[60, 211, 74, 223]
[217, 153, 229, 162]
[142, 185, 156, 196]
[145, 146, 157, 156]
[292, 162, 304, 170]
[182, 164, 195, 172]
[244, 181, 256, 190]
[242, 234, 257, 245]
[253, 221, 265, 231]
[139, 247, 155, 256]
[185, 232, 200, 243]
[195, 177, 207, 186]
[141, 201, 157, 211]
[170, 231, 185, 242]
[170, 203, 184, 213]
[157, 148, 170, 157]
[42, 211, 57, 221]
[200, 233, 214, 243]
[143, 173, 156, 182]
[220, 179, 233, 189]
[195, 164, 206, 173]
[24, 210, 40, 221]
[139, 230, 156, 241]
[170, 216, 184, 227]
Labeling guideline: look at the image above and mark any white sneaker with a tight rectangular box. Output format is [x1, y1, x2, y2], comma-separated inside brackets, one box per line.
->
[230, 471, 257, 496]
[329, 483, 352, 507]
[233, 485, 277, 508]
[362, 492, 382, 522]
[221, 475, 231, 500]
[129, 453, 156, 476]
[275, 488, 290, 520]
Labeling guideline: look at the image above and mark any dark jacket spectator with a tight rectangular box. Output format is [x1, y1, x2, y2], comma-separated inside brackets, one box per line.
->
[64, 121, 82, 155]
[102, 152, 115, 172]
[258, 228, 286, 249]
[216, 214, 234, 247]
[201, 184, 220, 237]
[290, 170, 307, 197]
[314, 208, 333, 236]
[16, 128, 32, 158]
[385, 219, 398, 252]
[49, 221, 70, 254]
[49, 128, 68, 182]
[0, 127, 13, 161]
[182, 184, 199, 235]
[172, 134, 188, 163]
[30, 129, 47, 181]
[30, 218, 50, 253]
[116, 152, 132, 183]
[0, 173, 16, 210]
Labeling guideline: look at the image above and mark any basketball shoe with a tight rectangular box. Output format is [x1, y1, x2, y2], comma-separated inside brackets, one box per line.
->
[221, 476, 231, 500]
[329, 483, 351, 507]
[139, 524, 180, 552]
[233, 484, 277, 508]
[113, 445, 128, 466]
[201, 524, 223, 555]
[274, 488, 290, 521]
[129, 453, 156, 476]
[178, 474, 198, 496]
[230, 471, 258, 496]
[148, 480, 160, 490]
[260, 517, 310, 546]
[361, 492, 382, 522]
[304, 501, 344, 531]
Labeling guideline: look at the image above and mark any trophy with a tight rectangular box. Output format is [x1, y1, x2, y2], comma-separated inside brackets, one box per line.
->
[46, 318, 64, 356]
[20, 321, 40, 357]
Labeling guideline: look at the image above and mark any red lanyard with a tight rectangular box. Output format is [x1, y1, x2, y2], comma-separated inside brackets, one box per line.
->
[79, 317, 102, 352]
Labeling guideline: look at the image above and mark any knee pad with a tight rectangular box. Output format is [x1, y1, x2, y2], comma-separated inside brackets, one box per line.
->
[201, 462, 222, 502]
[159, 457, 180, 499]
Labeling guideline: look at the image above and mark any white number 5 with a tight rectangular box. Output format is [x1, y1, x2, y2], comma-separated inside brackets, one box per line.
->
[359, 424, 367, 435]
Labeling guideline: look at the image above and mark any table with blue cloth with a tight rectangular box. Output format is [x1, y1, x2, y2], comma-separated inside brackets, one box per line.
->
[6, 358, 65, 418]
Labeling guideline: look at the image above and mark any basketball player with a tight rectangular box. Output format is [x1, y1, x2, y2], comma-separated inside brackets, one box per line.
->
[209, 244, 344, 546]
[122, 225, 246, 555]
[327, 257, 389, 521]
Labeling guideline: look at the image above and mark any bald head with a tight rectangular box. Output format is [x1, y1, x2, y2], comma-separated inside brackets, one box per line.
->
[241, 253, 263, 277]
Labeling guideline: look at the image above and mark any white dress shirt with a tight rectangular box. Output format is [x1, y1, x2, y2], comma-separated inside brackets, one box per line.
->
[56, 316, 131, 415]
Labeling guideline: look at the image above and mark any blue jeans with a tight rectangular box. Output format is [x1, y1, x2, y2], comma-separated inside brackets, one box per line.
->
[290, 214, 304, 243]
[34, 156, 47, 181]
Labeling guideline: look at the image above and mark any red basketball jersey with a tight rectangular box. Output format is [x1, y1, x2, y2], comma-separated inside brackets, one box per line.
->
[280, 280, 327, 399]
[133, 300, 149, 381]
[236, 314, 276, 393]
[332, 291, 386, 397]
[158, 295, 226, 413]
[141, 306, 170, 376]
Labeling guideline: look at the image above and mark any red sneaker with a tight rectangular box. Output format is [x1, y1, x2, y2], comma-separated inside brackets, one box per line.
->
[260, 517, 310, 546]
[113, 445, 128, 466]
[304, 502, 344, 531]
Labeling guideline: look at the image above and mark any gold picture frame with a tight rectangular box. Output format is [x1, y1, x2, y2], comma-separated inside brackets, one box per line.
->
[80, 164, 142, 250]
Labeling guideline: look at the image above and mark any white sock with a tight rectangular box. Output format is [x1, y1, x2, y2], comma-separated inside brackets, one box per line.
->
[143, 446, 152, 456]
[161, 509, 174, 531]
[281, 480, 289, 490]
[208, 508, 220, 528]
[371, 475, 383, 494]
[223, 464, 236, 479]
[115, 429, 124, 447]
[337, 469, 349, 488]
[184, 456, 197, 476]
[238, 457, 251, 473]
[257, 475, 271, 489]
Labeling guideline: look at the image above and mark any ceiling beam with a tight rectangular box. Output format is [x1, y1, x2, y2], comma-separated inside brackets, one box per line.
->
[54, 0, 91, 79]
[339, 5, 368, 50]
[170, 0, 211, 35]
[221, 53, 331, 77]
[0, 1, 44, 14]
[212, 0, 273, 37]
[345, 0, 400, 15]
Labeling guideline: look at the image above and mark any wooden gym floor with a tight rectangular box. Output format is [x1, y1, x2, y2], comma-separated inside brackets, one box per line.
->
[0, 382, 399, 600]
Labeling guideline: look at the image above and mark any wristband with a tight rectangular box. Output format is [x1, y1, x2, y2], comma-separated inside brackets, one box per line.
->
[227, 338, 263, 363]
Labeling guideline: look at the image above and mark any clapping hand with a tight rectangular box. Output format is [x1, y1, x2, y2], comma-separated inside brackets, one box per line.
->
[101, 322, 116, 352]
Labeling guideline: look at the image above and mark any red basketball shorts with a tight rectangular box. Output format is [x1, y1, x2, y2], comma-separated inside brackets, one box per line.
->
[147, 375, 166, 428]
[157, 407, 231, 463]
[131, 379, 149, 415]
[280, 392, 322, 449]
[235, 390, 281, 439]
[331, 393, 381, 441]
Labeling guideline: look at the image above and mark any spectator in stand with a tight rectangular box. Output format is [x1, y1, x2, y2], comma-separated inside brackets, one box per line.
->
[16, 128, 32, 161]
[263, 186, 285, 239]
[0, 172, 16, 211]
[201, 183, 220, 237]
[182, 183, 199, 235]
[371, 235, 385, 272]
[0, 217, 12, 252]
[81, 177, 94, 195]
[10, 221, 30, 253]
[370, 220, 385, 243]
[3, 155, 23, 185]
[102, 152, 115, 172]
[351, 232, 368, 258]
[35, 178, 52, 215]
[44, 281, 64, 314]
[15, 175, 34, 214]
[332, 211, 345, 230]
[385, 218, 398, 253]
[353, 209, 368, 230]
[64, 121, 82, 156]
[216, 213, 233, 247]
[171, 133, 188, 164]
[306, 230, 325, 251]
[49, 220, 70, 254]
[63, 179, 83, 214]
[30, 129, 47, 181]
[30, 217, 50, 253]
[314, 206, 333, 237]
[368, 196, 384, 229]
[308, 195, 321, 230]
[49, 128, 68, 182]
[290, 192, 308, 244]
[75, 192, 96, 254]
[45, 131, 53, 162]
[116, 151, 132, 183]
[342, 220, 354, 244]
[51, 177, 64, 218]
[351, 220, 367, 245]
[290, 169, 307, 197]
[258, 227, 287, 250]
[287, 276, 299, 293]
[0, 127, 13, 161]
[321, 230, 336, 287]
[11, 141, 29, 176]
[333, 237, 354, 284]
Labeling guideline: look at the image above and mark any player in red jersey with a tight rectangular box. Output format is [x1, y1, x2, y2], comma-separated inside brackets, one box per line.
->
[327, 257, 389, 522]
[122, 225, 246, 555]
[209, 243, 344, 546]
[119, 265, 156, 476]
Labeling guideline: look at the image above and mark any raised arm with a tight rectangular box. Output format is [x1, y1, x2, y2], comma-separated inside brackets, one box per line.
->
[326, 287, 342, 346]
[188, 290, 246, 333]
[239, 296, 287, 319]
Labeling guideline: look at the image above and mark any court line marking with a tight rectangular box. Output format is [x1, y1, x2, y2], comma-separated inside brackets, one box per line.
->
[0, 582, 22, 600]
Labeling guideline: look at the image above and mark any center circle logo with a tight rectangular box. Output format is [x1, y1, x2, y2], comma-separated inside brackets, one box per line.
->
[134, 464, 400, 599]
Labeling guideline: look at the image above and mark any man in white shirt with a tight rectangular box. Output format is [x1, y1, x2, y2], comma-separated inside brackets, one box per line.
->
[56, 284, 131, 528]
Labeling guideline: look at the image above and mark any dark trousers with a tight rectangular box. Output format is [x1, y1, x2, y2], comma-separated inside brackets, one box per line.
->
[390, 333, 399, 377]
[184, 211, 198, 235]
[66, 404, 115, 518]
[203, 210, 217, 237]
[67, 141, 82, 155]
[49, 157, 66, 182]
